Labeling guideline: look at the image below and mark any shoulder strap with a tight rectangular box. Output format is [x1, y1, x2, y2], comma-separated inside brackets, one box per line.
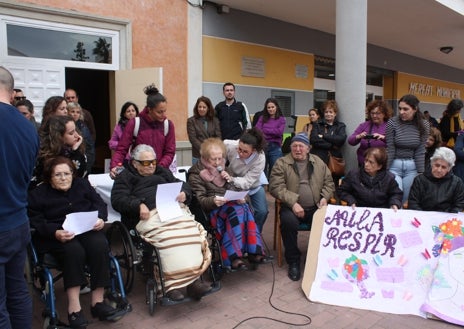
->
[133, 117, 140, 138]
[164, 119, 169, 136]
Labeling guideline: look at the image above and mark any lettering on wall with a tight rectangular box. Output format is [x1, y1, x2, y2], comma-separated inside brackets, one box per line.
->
[408, 82, 461, 99]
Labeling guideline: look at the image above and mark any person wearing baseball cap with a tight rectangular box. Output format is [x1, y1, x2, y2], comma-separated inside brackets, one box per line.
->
[269, 132, 334, 281]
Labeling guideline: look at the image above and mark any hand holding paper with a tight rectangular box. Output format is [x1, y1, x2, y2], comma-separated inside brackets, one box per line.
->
[62, 211, 98, 235]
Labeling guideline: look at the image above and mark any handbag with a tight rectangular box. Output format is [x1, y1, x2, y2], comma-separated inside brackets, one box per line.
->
[327, 151, 345, 176]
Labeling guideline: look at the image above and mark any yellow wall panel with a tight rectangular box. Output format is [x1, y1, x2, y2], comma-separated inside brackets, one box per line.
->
[203, 36, 314, 91]
[396, 72, 463, 104]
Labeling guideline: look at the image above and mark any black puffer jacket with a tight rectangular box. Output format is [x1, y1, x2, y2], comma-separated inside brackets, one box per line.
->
[111, 164, 192, 229]
[408, 170, 464, 212]
[337, 168, 403, 208]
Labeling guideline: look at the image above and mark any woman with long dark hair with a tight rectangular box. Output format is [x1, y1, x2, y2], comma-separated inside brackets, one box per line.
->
[255, 98, 286, 176]
[108, 101, 139, 153]
[386, 94, 429, 205]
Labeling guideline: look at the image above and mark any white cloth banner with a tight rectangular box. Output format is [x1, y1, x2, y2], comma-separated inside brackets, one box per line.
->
[307, 205, 464, 326]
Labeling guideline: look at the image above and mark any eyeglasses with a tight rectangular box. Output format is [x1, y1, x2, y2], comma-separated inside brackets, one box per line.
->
[237, 147, 251, 155]
[135, 159, 157, 166]
[53, 172, 73, 179]
[370, 111, 382, 116]
[14, 96, 26, 101]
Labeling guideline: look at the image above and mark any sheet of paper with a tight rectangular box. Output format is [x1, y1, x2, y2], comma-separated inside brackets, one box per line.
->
[224, 189, 249, 201]
[156, 182, 183, 222]
[62, 211, 98, 235]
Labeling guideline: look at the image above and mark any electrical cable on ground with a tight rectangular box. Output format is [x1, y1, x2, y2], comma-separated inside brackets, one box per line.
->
[231, 238, 312, 328]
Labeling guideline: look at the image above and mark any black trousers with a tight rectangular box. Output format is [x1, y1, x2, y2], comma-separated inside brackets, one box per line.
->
[279, 206, 317, 264]
[48, 230, 110, 290]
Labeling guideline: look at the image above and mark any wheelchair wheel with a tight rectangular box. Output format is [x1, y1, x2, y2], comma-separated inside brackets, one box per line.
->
[106, 221, 136, 294]
[145, 278, 157, 316]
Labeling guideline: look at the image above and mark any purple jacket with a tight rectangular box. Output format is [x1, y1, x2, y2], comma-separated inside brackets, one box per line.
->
[255, 116, 286, 146]
[348, 120, 387, 166]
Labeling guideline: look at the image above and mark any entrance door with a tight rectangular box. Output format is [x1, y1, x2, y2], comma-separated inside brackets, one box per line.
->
[3, 60, 65, 122]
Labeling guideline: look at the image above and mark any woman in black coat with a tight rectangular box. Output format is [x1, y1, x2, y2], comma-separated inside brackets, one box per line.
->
[408, 147, 464, 213]
[337, 147, 403, 210]
[28, 156, 115, 327]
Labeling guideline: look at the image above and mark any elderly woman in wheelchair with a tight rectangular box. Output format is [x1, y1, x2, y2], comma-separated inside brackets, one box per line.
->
[28, 156, 119, 328]
[111, 144, 212, 302]
[188, 138, 266, 271]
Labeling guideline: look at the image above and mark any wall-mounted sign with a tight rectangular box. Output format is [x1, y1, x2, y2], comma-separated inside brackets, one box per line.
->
[409, 82, 461, 99]
[295, 64, 308, 79]
[241, 56, 265, 78]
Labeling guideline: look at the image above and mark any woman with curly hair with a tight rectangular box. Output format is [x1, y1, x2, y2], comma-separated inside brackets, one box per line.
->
[40, 96, 68, 126]
[348, 100, 392, 167]
[32, 115, 86, 187]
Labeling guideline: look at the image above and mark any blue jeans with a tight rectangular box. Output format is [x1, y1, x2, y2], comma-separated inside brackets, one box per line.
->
[249, 186, 269, 233]
[389, 158, 417, 204]
[265, 143, 283, 177]
[0, 222, 32, 329]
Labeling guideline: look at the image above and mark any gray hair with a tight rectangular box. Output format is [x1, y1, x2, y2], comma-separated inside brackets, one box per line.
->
[131, 144, 156, 160]
[431, 147, 456, 168]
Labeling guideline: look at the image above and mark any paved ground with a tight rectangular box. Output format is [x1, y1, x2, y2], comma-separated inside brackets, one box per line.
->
[32, 193, 459, 329]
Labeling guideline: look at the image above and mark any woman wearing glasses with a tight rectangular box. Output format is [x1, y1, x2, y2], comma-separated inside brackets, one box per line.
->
[28, 156, 118, 327]
[188, 138, 266, 271]
[348, 100, 392, 167]
[111, 144, 212, 302]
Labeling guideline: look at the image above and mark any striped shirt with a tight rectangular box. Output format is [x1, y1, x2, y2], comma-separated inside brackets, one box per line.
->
[386, 116, 430, 173]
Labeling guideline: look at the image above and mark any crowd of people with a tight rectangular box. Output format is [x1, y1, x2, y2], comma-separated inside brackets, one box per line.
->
[4, 64, 464, 328]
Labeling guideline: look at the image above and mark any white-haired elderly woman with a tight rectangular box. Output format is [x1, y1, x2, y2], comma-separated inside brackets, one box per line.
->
[408, 147, 464, 212]
[111, 144, 212, 302]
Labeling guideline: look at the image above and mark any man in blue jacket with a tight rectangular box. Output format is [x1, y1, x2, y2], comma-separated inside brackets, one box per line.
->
[0, 66, 39, 329]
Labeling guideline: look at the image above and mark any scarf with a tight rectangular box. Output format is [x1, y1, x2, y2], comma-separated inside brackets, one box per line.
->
[199, 157, 226, 187]
[447, 113, 463, 148]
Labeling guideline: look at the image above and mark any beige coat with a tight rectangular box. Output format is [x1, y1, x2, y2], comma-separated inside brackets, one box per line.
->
[269, 153, 335, 209]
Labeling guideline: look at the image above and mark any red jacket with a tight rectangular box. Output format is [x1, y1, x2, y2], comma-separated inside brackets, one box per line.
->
[110, 107, 176, 168]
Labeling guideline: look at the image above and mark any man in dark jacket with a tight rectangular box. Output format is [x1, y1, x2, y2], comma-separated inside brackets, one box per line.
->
[215, 82, 249, 140]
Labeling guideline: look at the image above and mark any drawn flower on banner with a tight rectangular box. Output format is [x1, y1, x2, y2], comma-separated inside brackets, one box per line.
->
[343, 254, 374, 298]
[432, 218, 464, 255]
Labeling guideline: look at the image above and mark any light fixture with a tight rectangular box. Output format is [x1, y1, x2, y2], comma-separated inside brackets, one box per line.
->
[440, 46, 453, 54]
[217, 4, 230, 14]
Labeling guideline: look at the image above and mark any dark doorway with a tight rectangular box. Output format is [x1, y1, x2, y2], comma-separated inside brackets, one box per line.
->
[65, 68, 112, 173]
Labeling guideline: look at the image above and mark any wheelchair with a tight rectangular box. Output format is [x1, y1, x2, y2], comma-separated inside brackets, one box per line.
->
[26, 228, 131, 329]
[105, 195, 223, 316]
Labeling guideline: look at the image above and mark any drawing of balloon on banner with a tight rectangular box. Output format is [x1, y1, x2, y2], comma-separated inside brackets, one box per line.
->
[343, 254, 375, 298]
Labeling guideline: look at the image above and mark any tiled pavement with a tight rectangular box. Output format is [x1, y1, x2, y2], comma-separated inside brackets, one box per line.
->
[32, 193, 459, 329]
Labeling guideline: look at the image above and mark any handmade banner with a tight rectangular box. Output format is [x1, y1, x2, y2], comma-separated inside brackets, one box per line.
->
[301, 205, 464, 326]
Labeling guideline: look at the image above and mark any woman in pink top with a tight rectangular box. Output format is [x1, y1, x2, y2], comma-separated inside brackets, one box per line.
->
[108, 101, 139, 154]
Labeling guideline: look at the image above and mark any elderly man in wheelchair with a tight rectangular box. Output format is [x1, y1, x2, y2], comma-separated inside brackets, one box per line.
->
[111, 144, 213, 303]
[28, 156, 127, 328]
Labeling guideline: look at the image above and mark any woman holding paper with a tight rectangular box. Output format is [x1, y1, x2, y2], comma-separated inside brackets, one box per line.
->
[188, 138, 266, 270]
[28, 156, 117, 328]
[223, 128, 268, 233]
[111, 144, 212, 302]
